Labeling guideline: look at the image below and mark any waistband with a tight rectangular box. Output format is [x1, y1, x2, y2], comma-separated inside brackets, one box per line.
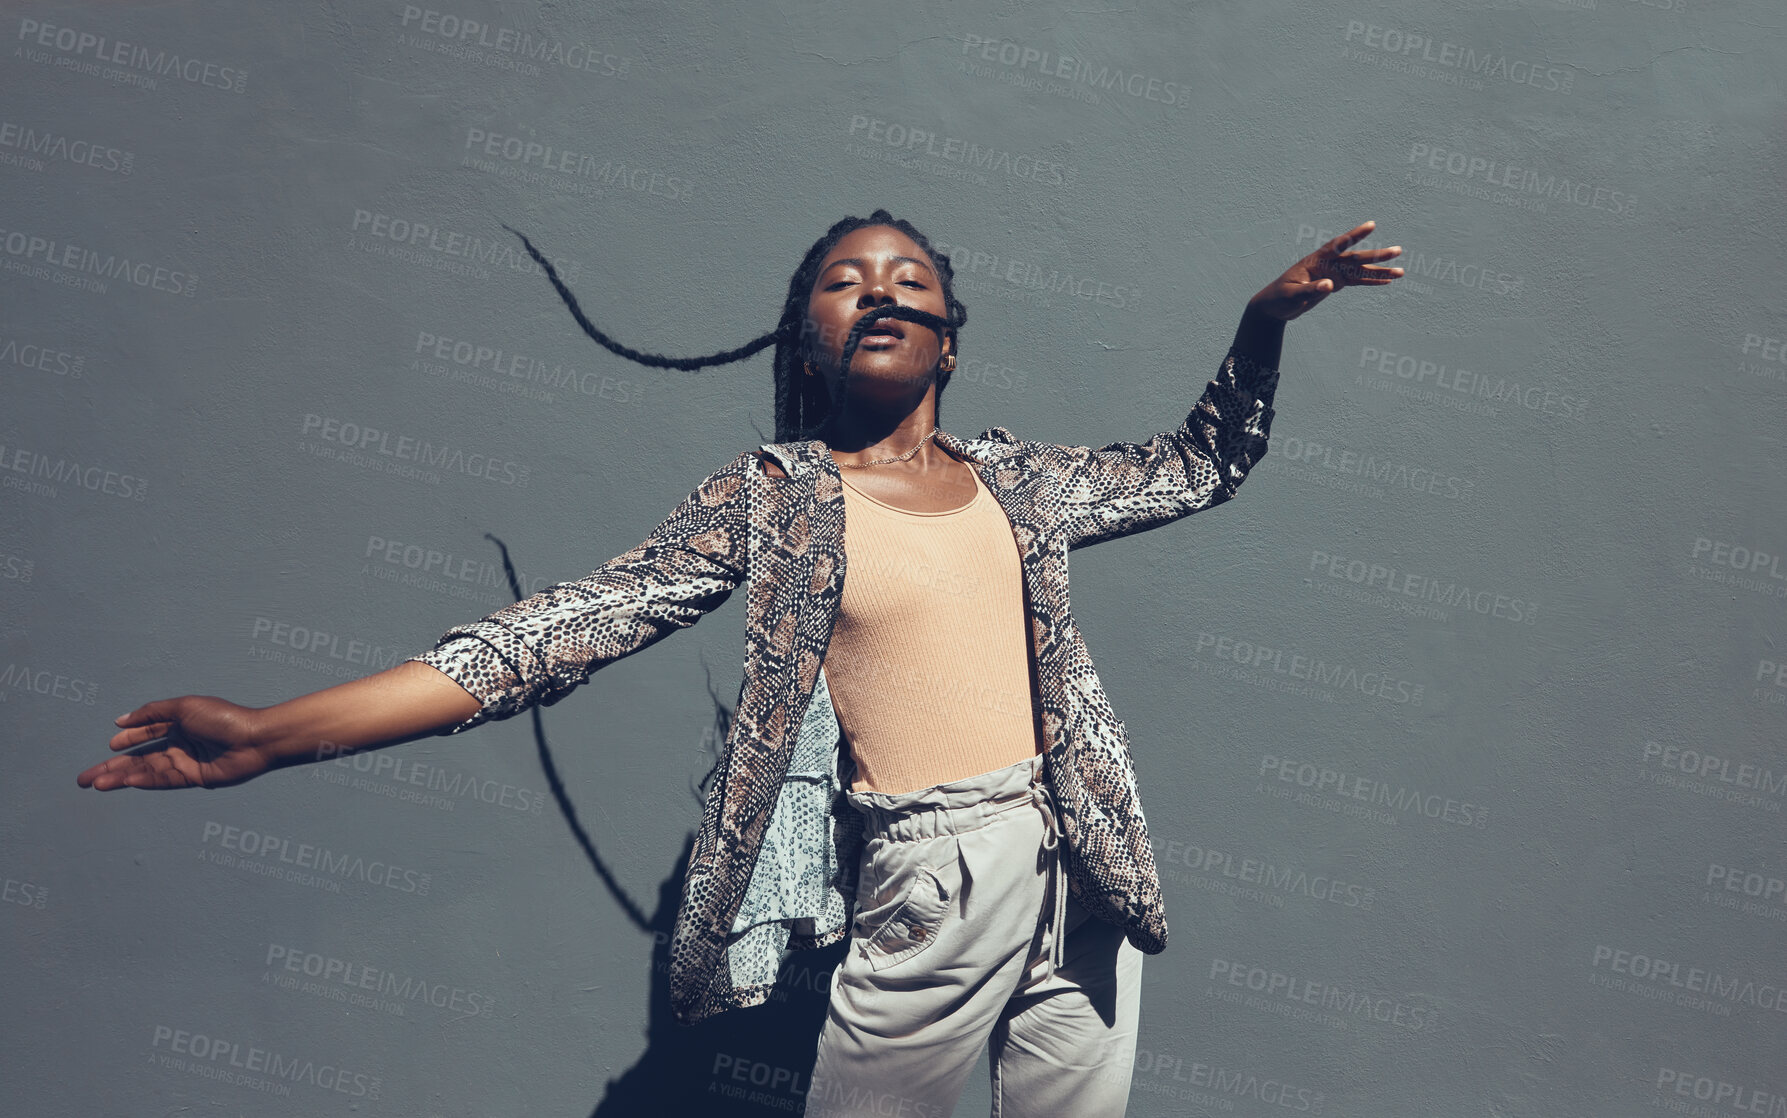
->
[845, 752, 1069, 978]
[846, 753, 1045, 839]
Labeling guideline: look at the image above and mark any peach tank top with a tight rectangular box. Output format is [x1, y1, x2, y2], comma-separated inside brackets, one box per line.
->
[821, 466, 1043, 795]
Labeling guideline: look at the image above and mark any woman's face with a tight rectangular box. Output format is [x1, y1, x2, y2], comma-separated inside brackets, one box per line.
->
[803, 224, 953, 405]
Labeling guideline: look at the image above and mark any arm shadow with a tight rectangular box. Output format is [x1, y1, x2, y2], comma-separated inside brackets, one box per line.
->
[479, 532, 843, 1116]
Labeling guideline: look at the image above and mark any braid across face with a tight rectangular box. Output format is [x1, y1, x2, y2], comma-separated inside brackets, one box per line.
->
[772, 210, 968, 442]
[506, 210, 969, 445]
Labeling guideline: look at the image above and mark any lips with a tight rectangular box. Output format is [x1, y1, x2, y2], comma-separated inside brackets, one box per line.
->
[858, 318, 905, 340]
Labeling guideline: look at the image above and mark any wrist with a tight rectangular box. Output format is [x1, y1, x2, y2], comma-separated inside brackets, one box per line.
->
[250, 702, 316, 769]
[247, 704, 290, 769]
[1241, 296, 1282, 323]
[1232, 305, 1285, 372]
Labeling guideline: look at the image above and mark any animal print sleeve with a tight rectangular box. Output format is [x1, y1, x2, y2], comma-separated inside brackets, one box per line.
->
[1041, 347, 1280, 551]
[407, 635, 523, 734]
[401, 452, 755, 735]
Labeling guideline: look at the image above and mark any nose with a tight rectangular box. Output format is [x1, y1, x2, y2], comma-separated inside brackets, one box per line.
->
[857, 280, 895, 307]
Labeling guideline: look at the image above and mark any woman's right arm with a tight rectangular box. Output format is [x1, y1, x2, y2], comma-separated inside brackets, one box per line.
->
[77, 661, 484, 791]
[256, 659, 485, 766]
[78, 450, 755, 791]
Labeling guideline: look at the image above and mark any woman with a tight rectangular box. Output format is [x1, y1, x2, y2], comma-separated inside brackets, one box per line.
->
[79, 209, 1402, 1116]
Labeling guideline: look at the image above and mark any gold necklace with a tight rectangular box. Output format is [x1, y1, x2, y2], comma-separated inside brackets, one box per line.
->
[833, 425, 940, 469]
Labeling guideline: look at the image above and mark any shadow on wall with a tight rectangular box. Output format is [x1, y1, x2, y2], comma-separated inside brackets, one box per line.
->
[587, 832, 846, 1117]
[484, 533, 841, 1115]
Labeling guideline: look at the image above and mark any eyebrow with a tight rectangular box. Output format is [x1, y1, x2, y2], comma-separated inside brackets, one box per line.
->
[819, 255, 936, 278]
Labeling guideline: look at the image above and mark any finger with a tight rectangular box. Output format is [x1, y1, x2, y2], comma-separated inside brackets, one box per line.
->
[109, 721, 174, 751]
[98, 765, 148, 791]
[1325, 221, 1377, 253]
[109, 761, 156, 790]
[116, 698, 178, 727]
[85, 749, 186, 791]
[87, 755, 155, 791]
[80, 749, 147, 784]
[1340, 245, 1403, 261]
[1332, 258, 1406, 284]
[125, 753, 195, 791]
[79, 757, 128, 790]
[1349, 265, 1405, 283]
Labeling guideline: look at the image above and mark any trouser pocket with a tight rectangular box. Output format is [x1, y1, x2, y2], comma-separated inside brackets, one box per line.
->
[852, 836, 966, 972]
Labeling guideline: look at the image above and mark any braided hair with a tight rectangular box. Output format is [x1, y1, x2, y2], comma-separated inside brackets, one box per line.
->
[502, 209, 969, 443]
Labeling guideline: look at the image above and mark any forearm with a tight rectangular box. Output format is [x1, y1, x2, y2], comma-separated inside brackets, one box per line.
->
[252, 659, 483, 769]
[1230, 302, 1285, 373]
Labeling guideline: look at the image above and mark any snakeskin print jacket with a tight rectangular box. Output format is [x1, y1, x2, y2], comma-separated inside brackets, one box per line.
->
[405, 347, 1279, 1025]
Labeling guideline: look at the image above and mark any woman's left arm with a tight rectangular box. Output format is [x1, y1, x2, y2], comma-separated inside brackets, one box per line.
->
[1047, 221, 1403, 551]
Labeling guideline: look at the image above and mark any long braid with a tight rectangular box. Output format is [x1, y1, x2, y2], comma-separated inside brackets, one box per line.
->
[503, 223, 786, 371]
[507, 210, 968, 444]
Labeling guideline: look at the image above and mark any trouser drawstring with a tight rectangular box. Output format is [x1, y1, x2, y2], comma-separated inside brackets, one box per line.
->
[1026, 773, 1067, 980]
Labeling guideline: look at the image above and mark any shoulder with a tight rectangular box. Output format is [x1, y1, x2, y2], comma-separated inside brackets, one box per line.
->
[673, 450, 763, 511]
[749, 449, 788, 479]
[974, 425, 1058, 470]
[695, 448, 771, 482]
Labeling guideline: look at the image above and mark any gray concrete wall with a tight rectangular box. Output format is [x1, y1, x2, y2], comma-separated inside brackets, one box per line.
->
[5, 1, 1782, 1115]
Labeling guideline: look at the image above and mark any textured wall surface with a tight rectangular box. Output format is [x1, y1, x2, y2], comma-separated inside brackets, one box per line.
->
[5, 1, 1783, 1115]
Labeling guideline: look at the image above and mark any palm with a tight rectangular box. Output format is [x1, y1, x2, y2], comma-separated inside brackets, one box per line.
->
[77, 696, 270, 791]
[1249, 220, 1404, 322]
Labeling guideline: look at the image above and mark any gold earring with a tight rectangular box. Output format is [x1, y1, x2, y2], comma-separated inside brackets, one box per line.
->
[803, 361, 815, 376]
[939, 354, 956, 373]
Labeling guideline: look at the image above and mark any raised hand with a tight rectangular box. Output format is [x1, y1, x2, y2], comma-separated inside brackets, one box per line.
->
[1247, 220, 1404, 323]
[77, 697, 274, 790]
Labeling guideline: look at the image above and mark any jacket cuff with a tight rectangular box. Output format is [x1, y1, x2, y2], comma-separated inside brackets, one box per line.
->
[404, 626, 529, 734]
[1225, 346, 1280, 399]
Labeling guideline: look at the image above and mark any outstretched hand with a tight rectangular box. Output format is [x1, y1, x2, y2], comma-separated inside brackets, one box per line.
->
[1247, 220, 1404, 322]
[77, 696, 273, 790]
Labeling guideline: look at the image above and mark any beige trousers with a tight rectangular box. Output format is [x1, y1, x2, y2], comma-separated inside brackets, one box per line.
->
[803, 753, 1143, 1118]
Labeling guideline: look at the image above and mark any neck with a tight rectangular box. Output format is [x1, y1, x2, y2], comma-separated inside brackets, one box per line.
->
[815, 392, 944, 466]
